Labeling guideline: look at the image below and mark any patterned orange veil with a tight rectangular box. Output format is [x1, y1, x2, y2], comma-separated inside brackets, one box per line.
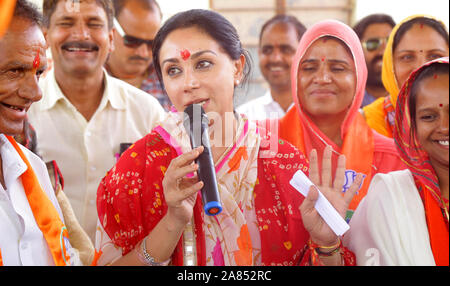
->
[393, 57, 449, 266]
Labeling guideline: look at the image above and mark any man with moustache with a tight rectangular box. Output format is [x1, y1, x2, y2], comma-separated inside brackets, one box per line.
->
[353, 14, 396, 107]
[237, 15, 306, 120]
[106, 0, 171, 111]
[0, 0, 82, 266]
[27, 0, 165, 242]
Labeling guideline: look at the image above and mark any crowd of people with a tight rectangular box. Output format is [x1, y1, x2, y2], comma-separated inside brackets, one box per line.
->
[0, 0, 448, 266]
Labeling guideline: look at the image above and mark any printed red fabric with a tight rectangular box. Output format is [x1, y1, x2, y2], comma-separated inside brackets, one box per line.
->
[97, 129, 315, 265]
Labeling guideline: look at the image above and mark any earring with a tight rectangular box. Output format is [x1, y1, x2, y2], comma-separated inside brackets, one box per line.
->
[235, 79, 240, 86]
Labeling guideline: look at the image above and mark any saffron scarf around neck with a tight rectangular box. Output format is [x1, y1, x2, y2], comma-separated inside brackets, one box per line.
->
[393, 57, 449, 266]
[2, 135, 71, 266]
[280, 20, 374, 212]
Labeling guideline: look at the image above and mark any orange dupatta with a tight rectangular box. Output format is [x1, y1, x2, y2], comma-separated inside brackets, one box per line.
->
[393, 57, 449, 266]
[0, 0, 16, 38]
[279, 20, 374, 213]
[422, 183, 449, 266]
[1, 135, 71, 266]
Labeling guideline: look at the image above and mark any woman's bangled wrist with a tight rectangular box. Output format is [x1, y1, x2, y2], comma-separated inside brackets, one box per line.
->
[309, 238, 342, 255]
[135, 236, 171, 266]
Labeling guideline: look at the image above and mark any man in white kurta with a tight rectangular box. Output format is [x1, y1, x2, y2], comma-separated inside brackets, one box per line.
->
[0, 0, 79, 265]
[0, 135, 79, 265]
[237, 90, 292, 121]
[237, 15, 304, 120]
[27, 0, 166, 242]
[28, 69, 165, 242]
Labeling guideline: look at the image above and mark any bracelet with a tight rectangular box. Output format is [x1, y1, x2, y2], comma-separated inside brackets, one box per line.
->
[135, 236, 170, 266]
[309, 238, 342, 257]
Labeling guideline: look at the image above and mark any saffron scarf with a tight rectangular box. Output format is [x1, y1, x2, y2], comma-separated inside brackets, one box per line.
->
[0, 0, 16, 38]
[393, 57, 449, 266]
[363, 14, 448, 138]
[0, 136, 71, 266]
[279, 20, 374, 212]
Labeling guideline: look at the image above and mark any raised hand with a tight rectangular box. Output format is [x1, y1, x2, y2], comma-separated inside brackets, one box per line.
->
[300, 146, 363, 247]
[162, 146, 205, 226]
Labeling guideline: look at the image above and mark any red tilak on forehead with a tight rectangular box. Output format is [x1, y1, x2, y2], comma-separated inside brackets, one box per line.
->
[181, 49, 191, 61]
[33, 50, 40, 69]
[439, 104, 444, 107]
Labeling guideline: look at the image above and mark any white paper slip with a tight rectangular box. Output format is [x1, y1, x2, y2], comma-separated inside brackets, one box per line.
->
[289, 170, 350, 236]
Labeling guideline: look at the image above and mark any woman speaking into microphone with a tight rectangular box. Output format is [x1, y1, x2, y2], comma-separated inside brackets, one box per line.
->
[94, 9, 362, 266]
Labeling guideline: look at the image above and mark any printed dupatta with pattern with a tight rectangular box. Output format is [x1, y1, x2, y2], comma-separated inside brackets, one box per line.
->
[96, 111, 316, 265]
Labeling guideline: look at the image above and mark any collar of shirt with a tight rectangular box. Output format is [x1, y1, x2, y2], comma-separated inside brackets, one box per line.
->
[0, 134, 28, 192]
[259, 90, 276, 105]
[38, 68, 126, 112]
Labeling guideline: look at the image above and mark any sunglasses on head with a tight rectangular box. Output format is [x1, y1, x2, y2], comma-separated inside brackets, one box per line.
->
[114, 18, 154, 49]
[362, 37, 389, 52]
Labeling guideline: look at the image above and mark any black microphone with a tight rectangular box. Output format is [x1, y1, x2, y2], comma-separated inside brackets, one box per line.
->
[183, 104, 222, 216]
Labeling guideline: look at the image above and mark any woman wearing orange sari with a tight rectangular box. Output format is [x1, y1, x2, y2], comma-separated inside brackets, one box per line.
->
[345, 57, 448, 266]
[278, 20, 406, 221]
[362, 15, 449, 138]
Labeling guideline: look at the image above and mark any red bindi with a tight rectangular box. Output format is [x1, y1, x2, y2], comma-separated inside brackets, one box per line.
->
[181, 49, 191, 61]
[439, 104, 444, 107]
[321, 57, 326, 62]
[434, 74, 438, 79]
[33, 50, 40, 70]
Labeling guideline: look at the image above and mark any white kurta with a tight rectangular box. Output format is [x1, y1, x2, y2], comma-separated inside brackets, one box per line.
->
[237, 91, 292, 121]
[344, 169, 436, 266]
[0, 134, 78, 265]
[27, 69, 166, 241]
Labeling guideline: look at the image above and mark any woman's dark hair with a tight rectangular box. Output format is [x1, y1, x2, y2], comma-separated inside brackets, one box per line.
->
[152, 9, 252, 90]
[408, 62, 449, 143]
[393, 17, 449, 51]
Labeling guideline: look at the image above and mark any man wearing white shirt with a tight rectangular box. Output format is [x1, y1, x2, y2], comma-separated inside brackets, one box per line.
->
[237, 15, 306, 120]
[27, 0, 165, 242]
[0, 0, 80, 266]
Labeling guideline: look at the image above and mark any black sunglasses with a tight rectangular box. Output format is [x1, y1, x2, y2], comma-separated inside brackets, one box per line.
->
[114, 18, 154, 49]
[362, 37, 389, 52]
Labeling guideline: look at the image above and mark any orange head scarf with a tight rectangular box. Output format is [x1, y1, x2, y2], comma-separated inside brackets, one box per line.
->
[363, 14, 449, 138]
[393, 57, 449, 266]
[280, 20, 374, 213]
[0, 0, 16, 38]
